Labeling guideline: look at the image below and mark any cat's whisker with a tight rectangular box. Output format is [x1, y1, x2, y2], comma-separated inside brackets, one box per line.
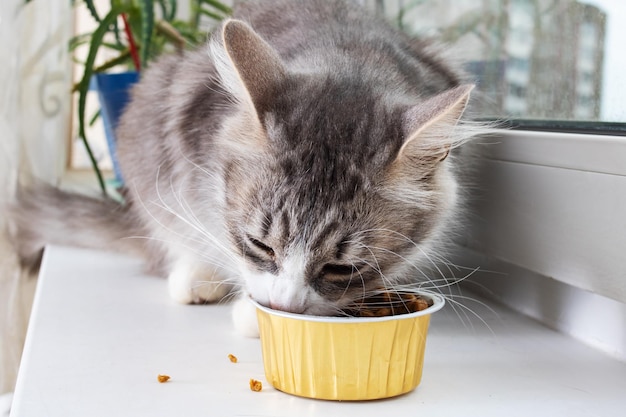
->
[314, 227, 489, 327]
[170, 177, 237, 259]
[420, 249, 458, 279]
[354, 229, 463, 281]
[144, 196, 238, 271]
[414, 249, 474, 324]
[338, 261, 368, 303]
[140, 168, 247, 284]
[218, 289, 243, 306]
[406, 260, 493, 331]
[191, 276, 243, 295]
[353, 242, 440, 286]
[348, 243, 410, 312]
[152, 169, 239, 265]
[417, 266, 480, 291]
[415, 247, 456, 288]
[121, 234, 238, 274]
[341, 241, 383, 274]
[177, 148, 224, 187]
[346, 253, 383, 278]
[132, 179, 238, 269]
[349, 240, 473, 322]
[415, 245, 454, 277]
[433, 292, 498, 337]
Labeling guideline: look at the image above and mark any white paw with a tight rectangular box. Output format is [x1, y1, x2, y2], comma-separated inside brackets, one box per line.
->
[167, 258, 232, 304]
[232, 296, 259, 338]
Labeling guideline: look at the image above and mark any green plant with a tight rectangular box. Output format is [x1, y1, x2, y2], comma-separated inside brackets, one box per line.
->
[25, 0, 232, 195]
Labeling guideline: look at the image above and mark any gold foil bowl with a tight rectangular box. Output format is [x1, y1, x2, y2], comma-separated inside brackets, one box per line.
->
[252, 293, 444, 401]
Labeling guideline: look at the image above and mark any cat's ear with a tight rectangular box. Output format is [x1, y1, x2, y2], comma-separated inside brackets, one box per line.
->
[395, 84, 474, 169]
[210, 19, 286, 121]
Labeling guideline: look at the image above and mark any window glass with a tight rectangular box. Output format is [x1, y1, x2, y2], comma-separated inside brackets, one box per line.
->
[381, 0, 625, 125]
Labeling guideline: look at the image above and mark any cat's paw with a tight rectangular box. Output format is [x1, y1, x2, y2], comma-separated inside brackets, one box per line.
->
[232, 296, 259, 338]
[167, 259, 231, 304]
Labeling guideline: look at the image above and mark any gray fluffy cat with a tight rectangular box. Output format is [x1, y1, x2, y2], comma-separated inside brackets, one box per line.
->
[11, 0, 487, 336]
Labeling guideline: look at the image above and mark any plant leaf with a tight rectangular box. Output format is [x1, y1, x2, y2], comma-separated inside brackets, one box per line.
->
[157, 0, 177, 21]
[201, 0, 232, 15]
[198, 7, 224, 22]
[113, 19, 124, 48]
[94, 49, 133, 72]
[69, 33, 94, 51]
[77, 6, 130, 195]
[167, 0, 177, 21]
[155, 20, 186, 51]
[89, 109, 101, 127]
[139, 0, 155, 69]
[85, 0, 102, 23]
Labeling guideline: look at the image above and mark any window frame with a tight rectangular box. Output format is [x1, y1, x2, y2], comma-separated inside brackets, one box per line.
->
[458, 128, 626, 304]
[496, 119, 626, 136]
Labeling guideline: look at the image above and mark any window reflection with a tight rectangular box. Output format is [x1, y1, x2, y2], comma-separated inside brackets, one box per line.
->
[375, 0, 620, 123]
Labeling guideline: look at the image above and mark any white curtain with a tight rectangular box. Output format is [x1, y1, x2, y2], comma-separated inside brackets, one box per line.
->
[0, 0, 72, 403]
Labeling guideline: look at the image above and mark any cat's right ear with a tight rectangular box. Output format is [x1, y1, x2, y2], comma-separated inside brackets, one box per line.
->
[393, 84, 474, 172]
[210, 19, 286, 125]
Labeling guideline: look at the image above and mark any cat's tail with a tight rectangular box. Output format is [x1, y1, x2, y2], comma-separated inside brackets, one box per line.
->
[6, 183, 148, 272]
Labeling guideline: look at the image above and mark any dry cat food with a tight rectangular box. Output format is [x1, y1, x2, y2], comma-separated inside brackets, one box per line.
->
[157, 374, 171, 383]
[249, 378, 263, 392]
[343, 291, 433, 317]
[228, 354, 238, 363]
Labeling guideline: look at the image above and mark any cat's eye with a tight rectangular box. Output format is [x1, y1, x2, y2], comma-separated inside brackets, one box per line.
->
[321, 263, 355, 276]
[247, 236, 275, 258]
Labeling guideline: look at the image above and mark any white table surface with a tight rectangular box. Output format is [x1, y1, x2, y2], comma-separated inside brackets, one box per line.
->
[10, 245, 626, 417]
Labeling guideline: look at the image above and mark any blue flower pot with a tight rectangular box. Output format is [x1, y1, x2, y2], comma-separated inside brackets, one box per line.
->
[91, 71, 139, 183]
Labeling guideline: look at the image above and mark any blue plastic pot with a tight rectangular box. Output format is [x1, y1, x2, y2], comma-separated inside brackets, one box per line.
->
[91, 71, 139, 183]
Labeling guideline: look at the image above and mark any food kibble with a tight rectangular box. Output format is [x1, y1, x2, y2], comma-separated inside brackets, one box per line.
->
[157, 374, 171, 383]
[228, 354, 238, 363]
[249, 378, 263, 392]
[344, 292, 433, 317]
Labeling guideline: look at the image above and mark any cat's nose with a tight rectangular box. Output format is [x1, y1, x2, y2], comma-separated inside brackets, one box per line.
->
[269, 301, 305, 314]
[269, 301, 286, 311]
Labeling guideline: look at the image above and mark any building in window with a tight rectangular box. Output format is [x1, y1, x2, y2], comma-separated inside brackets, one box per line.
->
[396, 0, 606, 121]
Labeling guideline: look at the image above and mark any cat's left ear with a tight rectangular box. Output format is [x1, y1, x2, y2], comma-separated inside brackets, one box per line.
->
[396, 84, 474, 168]
[211, 19, 286, 123]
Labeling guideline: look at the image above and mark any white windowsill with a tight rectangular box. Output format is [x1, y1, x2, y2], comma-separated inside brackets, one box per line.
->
[456, 128, 626, 361]
[481, 129, 626, 176]
[9, 245, 626, 417]
[465, 130, 626, 303]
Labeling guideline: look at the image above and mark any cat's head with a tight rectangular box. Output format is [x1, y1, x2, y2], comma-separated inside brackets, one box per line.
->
[210, 20, 478, 315]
